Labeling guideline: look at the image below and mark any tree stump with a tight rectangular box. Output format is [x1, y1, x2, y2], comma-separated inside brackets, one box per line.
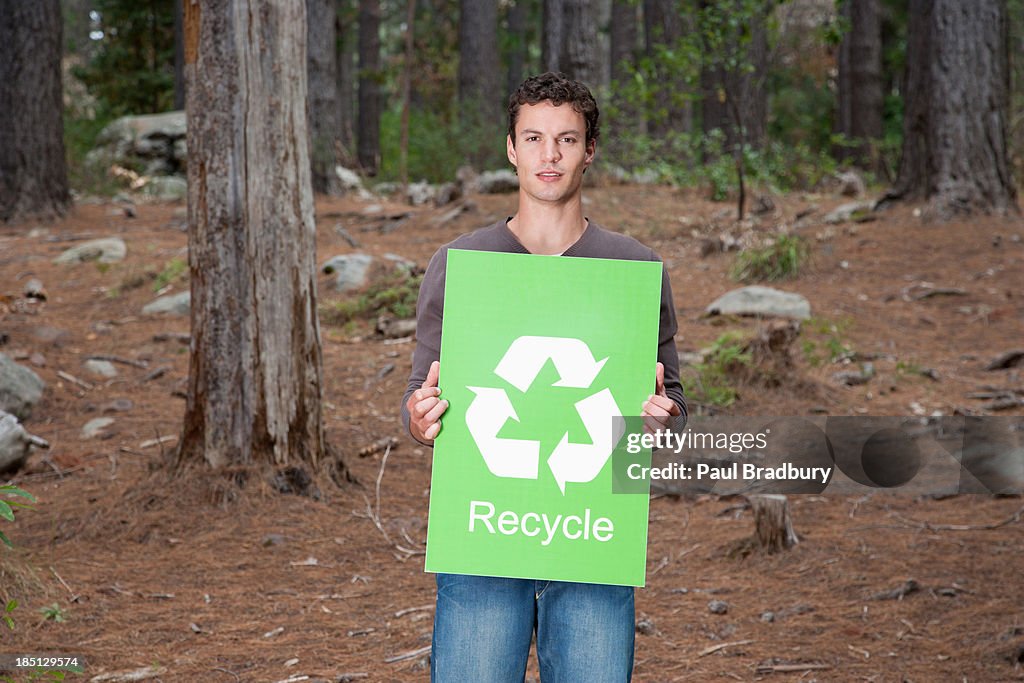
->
[749, 494, 798, 552]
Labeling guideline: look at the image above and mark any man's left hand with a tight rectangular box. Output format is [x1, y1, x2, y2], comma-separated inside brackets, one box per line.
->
[642, 362, 681, 433]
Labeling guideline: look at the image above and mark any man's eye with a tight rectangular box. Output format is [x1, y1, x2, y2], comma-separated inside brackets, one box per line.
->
[561, 137, 577, 144]
[525, 136, 540, 142]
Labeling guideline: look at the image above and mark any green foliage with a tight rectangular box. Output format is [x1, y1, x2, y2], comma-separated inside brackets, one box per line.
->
[3, 599, 15, 631]
[64, 111, 121, 197]
[800, 316, 853, 367]
[39, 604, 66, 623]
[153, 258, 188, 292]
[0, 486, 36, 550]
[72, 1, 176, 117]
[378, 105, 505, 183]
[682, 332, 752, 407]
[321, 270, 423, 327]
[730, 234, 808, 283]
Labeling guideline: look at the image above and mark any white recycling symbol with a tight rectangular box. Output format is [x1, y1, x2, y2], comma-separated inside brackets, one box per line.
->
[466, 336, 625, 494]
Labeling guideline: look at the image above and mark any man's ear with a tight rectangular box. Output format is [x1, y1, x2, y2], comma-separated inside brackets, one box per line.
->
[583, 139, 596, 171]
[507, 134, 517, 168]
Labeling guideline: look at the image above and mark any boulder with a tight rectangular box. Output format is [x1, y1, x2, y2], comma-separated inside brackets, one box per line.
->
[823, 201, 874, 224]
[142, 291, 191, 316]
[706, 286, 811, 320]
[476, 169, 519, 194]
[406, 181, 436, 206]
[87, 111, 187, 178]
[144, 176, 188, 201]
[53, 237, 127, 265]
[836, 170, 866, 197]
[322, 253, 374, 292]
[0, 354, 45, 420]
[0, 411, 49, 474]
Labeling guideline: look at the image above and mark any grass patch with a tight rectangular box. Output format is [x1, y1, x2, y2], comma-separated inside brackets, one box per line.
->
[153, 257, 188, 292]
[800, 316, 853, 367]
[730, 234, 809, 283]
[681, 332, 752, 407]
[320, 270, 423, 327]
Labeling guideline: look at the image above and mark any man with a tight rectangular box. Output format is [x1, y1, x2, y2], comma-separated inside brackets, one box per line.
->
[402, 72, 686, 682]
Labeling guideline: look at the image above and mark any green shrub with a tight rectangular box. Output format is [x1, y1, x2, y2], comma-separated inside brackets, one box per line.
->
[681, 332, 752, 407]
[320, 270, 423, 327]
[730, 234, 808, 283]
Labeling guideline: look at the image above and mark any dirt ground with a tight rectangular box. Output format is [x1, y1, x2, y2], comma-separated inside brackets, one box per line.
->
[1, 183, 1023, 682]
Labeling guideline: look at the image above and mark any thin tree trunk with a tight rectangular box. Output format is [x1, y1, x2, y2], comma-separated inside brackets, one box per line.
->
[308, 0, 341, 194]
[179, 0, 335, 475]
[835, 0, 883, 168]
[543, 0, 565, 73]
[609, 0, 641, 151]
[174, 0, 185, 109]
[357, 0, 381, 175]
[506, 0, 530, 97]
[459, 0, 500, 121]
[0, 0, 69, 223]
[399, 0, 415, 186]
[337, 0, 357, 163]
[892, 0, 1018, 216]
[559, 0, 601, 87]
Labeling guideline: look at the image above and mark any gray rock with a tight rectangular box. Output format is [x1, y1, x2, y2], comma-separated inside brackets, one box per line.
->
[0, 411, 49, 474]
[334, 165, 365, 192]
[708, 600, 729, 615]
[706, 286, 811, 320]
[142, 291, 191, 316]
[81, 417, 115, 440]
[836, 170, 866, 197]
[760, 611, 775, 623]
[0, 354, 45, 420]
[144, 176, 188, 200]
[824, 200, 874, 224]
[53, 237, 127, 264]
[406, 181, 436, 206]
[90, 111, 187, 177]
[322, 253, 374, 292]
[84, 360, 118, 378]
[383, 253, 416, 273]
[477, 169, 519, 194]
[632, 168, 661, 185]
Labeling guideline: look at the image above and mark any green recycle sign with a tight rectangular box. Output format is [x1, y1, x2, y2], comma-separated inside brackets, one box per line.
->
[465, 336, 625, 494]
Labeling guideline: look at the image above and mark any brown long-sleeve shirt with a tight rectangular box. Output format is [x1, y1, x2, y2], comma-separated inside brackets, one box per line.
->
[401, 218, 686, 444]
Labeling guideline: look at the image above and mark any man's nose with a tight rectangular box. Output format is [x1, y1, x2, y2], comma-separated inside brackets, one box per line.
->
[541, 141, 561, 163]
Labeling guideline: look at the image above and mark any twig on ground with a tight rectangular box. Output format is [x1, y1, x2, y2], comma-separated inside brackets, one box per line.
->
[891, 505, 1024, 531]
[212, 667, 240, 682]
[57, 370, 92, 390]
[755, 663, 832, 674]
[394, 604, 434, 618]
[86, 354, 149, 369]
[50, 566, 80, 602]
[697, 640, 754, 657]
[385, 645, 432, 663]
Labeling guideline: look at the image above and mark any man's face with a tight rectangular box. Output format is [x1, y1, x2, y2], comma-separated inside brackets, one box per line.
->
[507, 101, 595, 206]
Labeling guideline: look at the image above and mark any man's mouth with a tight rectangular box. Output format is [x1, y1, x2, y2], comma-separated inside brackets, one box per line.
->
[537, 170, 562, 181]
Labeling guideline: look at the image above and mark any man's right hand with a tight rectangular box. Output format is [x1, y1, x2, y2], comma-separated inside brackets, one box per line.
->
[407, 360, 448, 443]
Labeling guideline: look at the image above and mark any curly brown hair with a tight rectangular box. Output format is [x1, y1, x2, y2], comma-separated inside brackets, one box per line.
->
[507, 72, 600, 147]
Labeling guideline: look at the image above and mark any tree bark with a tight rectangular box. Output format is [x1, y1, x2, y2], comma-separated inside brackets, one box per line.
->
[174, 0, 185, 109]
[308, 0, 341, 194]
[459, 0, 501, 124]
[0, 0, 70, 223]
[835, 0, 883, 169]
[179, 0, 335, 475]
[609, 0, 641, 144]
[357, 0, 381, 174]
[893, 0, 1018, 216]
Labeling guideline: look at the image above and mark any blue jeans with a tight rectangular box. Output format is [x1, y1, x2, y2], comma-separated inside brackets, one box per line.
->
[431, 573, 635, 683]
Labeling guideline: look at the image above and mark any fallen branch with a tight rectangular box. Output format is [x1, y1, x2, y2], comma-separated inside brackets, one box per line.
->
[755, 663, 832, 674]
[394, 603, 434, 618]
[57, 370, 93, 390]
[86, 354, 148, 369]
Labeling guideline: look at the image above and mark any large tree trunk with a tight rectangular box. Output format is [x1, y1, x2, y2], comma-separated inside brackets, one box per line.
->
[0, 0, 69, 223]
[459, 0, 501, 128]
[609, 0, 642, 147]
[835, 0, 883, 169]
[644, 0, 691, 141]
[179, 0, 333, 474]
[892, 0, 1018, 217]
[308, 0, 341, 194]
[357, 0, 381, 175]
[336, 0, 357, 163]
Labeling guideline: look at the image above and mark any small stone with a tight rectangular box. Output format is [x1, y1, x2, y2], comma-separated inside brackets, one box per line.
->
[760, 611, 775, 622]
[142, 291, 191, 316]
[103, 399, 134, 413]
[262, 533, 286, 547]
[84, 359, 118, 378]
[708, 600, 729, 615]
[53, 237, 127, 264]
[635, 617, 656, 635]
[29, 353, 46, 367]
[81, 417, 115, 439]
